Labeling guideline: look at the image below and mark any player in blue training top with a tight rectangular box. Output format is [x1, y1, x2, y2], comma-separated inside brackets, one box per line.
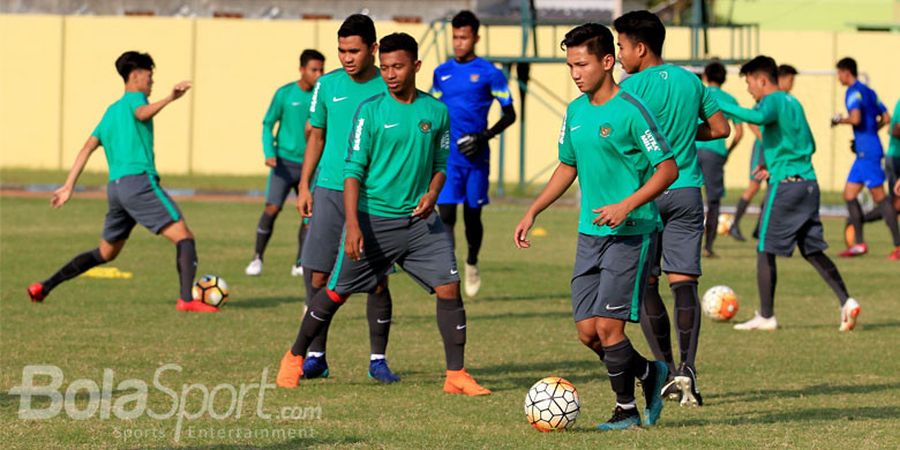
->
[832, 57, 900, 259]
[432, 10, 517, 297]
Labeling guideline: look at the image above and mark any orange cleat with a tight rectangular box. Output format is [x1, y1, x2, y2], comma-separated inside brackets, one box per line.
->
[176, 299, 219, 313]
[27, 282, 47, 303]
[889, 247, 900, 261]
[277, 350, 304, 388]
[443, 369, 491, 396]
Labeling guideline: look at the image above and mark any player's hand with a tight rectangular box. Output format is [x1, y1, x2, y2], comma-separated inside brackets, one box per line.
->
[265, 157, 277, 168]
[412, 191, 437, 218]
[171, 81, 192, 100]
[50, 185, 73, 208]
[850, 139, 857, 154]
[344, 223, 364, 262]
[514, 215, 534, 249]
[830, 114, 842, 127]
[894, 179, 900, 197]
[592, 202, 630, 228]
[457, 132, 489, 158]
[752, 164, 769, 182]
[297, 188, 313, 217]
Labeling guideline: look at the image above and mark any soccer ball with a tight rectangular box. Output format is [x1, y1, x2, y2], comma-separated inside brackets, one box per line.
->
[702, 285, 739, 321]
[717, 213, 735, 236]
[192, 275, 229, 307]
[524, 376, 580, 432]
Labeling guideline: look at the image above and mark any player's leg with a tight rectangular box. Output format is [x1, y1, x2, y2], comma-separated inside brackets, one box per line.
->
[437, 204, 458, 247]
[841, 160, 868, 255]
[366, 276, 398, 383]
[869, 184, 900, 255]
[736, 182, 782, 330]
[731, 181, 758, 242]
[247, 163, 291, 275]
[639, 231, 675, 375]
[460, 164, 490, 297]
[698, 150, 724, 256]
[287, 161, 306, 276]
[437, 163, 465, 248]
[888, 156, 900, 259]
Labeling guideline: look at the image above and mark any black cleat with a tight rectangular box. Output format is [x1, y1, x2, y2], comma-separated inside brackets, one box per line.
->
[729, 225, 746, 242]
[674, 363, 703, 407]
[596, 406, 642, 430]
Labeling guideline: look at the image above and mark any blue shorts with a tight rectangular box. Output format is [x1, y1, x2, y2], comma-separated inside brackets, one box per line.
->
[847, 158, 885, 189]
[437, 164, 490, 208]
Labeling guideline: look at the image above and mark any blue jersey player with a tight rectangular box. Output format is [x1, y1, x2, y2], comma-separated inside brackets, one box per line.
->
[432, 10, 517, 297]
[832, 57, 900, 258]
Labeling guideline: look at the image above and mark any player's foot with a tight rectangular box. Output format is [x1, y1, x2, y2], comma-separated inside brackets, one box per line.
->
[596, 406, 642, 431]
[703, 248, 717, 258]
[888, 247, 900, 261]
[729, 225, 746, 242]
[368, 359, 400, 384]
[276, 350, 304, 388]
[443, 369, 491, 396]
[839, 298, 861, 332]
[838, 243, 868, 257]
[27, 282, 47, 303]
[674, 363, 703, 407]
[464, 263, 481, 297]
[733, 311, 778, 330]
[641, 360, 667, 426]
[301, 354, 329, 379]
[176, 299, 219, 312]
[291, 264, 304, 276]
[245, 257, 263, 276]
[660, 375, 682, 402]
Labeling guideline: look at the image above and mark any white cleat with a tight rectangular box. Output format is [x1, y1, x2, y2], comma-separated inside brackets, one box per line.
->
[733, 311, 778, 331]
[839, 298, 861, 332]
[464, 263, 481, 297]
[245, 258, 263, 276]
[291, 265, 304, 277]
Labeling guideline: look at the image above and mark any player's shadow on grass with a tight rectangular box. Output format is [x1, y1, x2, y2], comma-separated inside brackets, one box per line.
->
[706, 381, 900, 405]
[226, 296, 303, 309]
[789, 320, 900, 331]
[476, 292, 572, 302]
[667, 405, 900, 428]
[472, 359, 605, 392]
[141, 434, 365, 450]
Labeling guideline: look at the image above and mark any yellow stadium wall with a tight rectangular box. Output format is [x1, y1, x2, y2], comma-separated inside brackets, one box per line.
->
[1, 14, 898, 192]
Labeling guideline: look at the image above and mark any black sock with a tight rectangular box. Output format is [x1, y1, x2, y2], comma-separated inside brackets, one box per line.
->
[879, 198, 900, 246]
[436, 297, 466, 370]
[292, 289, 343, 357]
[463, 205, 483, 265]
[176, 239, 197, 301]
[602, 339, 641, 405]
[734, 197, 750, 226]
[863, 206, 883, 223]
[42, 248, 106, 293]
[705, 199, 720, 252]
[672, 281, 701, 368]
[639, 282, 675, 374]
[438, 204, 457, 248]
[254, 210, 277, 260]
[367, 286, 392, 355]
[757, 252, 777, 318]
[804, 252, 850, 306]
[846, 199, 864, 244]
[296, 224, 308, 266]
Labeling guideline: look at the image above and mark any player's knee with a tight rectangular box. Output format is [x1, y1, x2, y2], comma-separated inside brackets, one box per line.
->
[434, 282, 460, 299]
[577, 330, 600, 348]
[310, 271, 327, 289]
[373, 278, 389, 294]
[264, 204, 282, 216]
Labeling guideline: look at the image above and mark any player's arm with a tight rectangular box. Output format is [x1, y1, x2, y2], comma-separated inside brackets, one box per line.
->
[696, 88, 730, 140]
[343, 105, 373, 261]
[893, 117, 900, 139]
[261, 89, 282, 168]
[719, 100, 777, 126]
[51, 136, 101, 208]
[458, 70, 517, 156]
[134, 81, 191, 122]
[877, 106, 891, 130]
[832, 90, 862, 127]
[727, 121, 744, 155]
[297, 80, 328, 216]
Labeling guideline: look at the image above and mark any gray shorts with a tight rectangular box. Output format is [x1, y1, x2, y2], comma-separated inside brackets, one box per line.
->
[698, 150, 726, 200]
[887, 156, 900, 198]
[327, 212, 459, 295]
[300, 187, 345, 273]
[652, 187, 704, 277]
[103, 174, 182, 242]
[265, 158, 303, 206]
[571, 233, 656, 323]
[758, 179, 828, 257]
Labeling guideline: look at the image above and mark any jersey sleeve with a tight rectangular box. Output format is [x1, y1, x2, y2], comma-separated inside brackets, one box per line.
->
[433, 108, 450, 174]
[344, 103, 372, 182]
[557, 113, 576, 166]
[846, 88, 862, 112]
[261, 88, 283, 159]
[719, 96, 777, 126]
[90, 121, 103, 143]
[126, 93, 149, 120]
[431, 70, 443, 100]
[877, 99, 888, 115]
[490, 66, 513, 107]
[631, 106, 673, 167]
[699, 85, 721, 120]
[308, 79, 327, 129]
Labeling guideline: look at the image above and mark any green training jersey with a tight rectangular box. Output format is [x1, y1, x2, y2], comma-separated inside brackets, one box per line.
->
[91, 91, 156, 181]
[345, 91, 450, 218]
[558, 90, 674, 237]
[309, 69, 386, 190]
[696, 86, 742, 158]
[620, 64, 720, 190]
[719, 91, 817, 182]
[889, 99, 900, 158]
[262, 81, 313, 163]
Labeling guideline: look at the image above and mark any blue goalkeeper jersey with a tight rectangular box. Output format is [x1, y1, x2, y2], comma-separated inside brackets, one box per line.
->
[432, 57, 513, 168]
[845, 80, 888, 160]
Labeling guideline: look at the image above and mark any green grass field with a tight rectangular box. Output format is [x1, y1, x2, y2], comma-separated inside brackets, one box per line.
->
[2, 193, 899, 449]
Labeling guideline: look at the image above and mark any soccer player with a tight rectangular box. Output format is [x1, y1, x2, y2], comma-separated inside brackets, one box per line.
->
[432, 10, 517, 297]
[293, 15, 396, 382]
[26, 51, 215, 312]
[832, 57, 900, 259]
[889, 99, 900, 229]
[719, 56, 861, 332]
[697, 61, 743, 256]
[278, 33, 491, 396]
[245, 49, 325, 277]
[614, 10, 730, 407]
[514, 23, 675, 429]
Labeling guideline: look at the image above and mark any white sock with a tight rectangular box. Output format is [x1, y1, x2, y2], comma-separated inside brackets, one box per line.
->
[307, 351, 324, 358]
[617, 402, 636, 410]
[370, 354, 385, 361]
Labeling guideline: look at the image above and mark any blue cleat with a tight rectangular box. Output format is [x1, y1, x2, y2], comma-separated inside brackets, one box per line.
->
[368, 359, 400, 384]
[596, 406, 641, 431]
[302, 355, 329, 379]
[642, 360, 668, 426]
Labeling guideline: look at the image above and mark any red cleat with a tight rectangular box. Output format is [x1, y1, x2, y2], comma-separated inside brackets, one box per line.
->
[838, 243, 868, 257]
[27, 282, 47, 303]
[176, 298, 219, 313]
[889, 248, 900, 261]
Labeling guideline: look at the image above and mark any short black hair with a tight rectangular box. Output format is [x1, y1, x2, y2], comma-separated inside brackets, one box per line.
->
[300, 49, 325, 67]
[777, 64, 797, 77]
[739, 55, 778, 84]
[836, 57, 857, 77]
[338, 14, 376, 46]
[379, 33, 418, 60]
[115, 51, 154, 83]
[704, 61, 727, 84]
[613, 10, 666, 57]
[451, 10, 480, 34]
[560, 23, 615, 59]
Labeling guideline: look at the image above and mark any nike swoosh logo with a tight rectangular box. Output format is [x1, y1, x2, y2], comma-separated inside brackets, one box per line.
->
[605, 304, 628, 311]
[441, 75, 452, 81]
[570, 125, 582, 131]
[384, 123, 399, 129]
[450, 269, 458, 275]
[310, 311, 326, 321]
[291, 102, 301, 106]
[332, 96, 348, 102]
[456, 324, 466, 330]
[376, 318, 391, 324]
